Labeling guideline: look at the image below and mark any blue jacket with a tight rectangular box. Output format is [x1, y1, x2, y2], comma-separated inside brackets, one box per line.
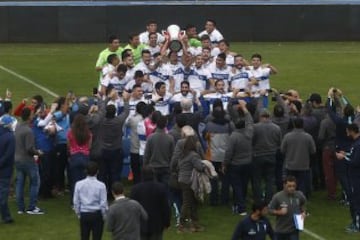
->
[0, 126, 15, 178]
[32, 118, 55, 152]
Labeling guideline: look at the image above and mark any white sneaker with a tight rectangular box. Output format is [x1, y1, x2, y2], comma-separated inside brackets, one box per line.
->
[17, 211, 24, 214]
[26, 207, 45, 215]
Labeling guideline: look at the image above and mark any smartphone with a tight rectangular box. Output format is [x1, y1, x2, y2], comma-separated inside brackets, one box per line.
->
[93, 87, 98, 95]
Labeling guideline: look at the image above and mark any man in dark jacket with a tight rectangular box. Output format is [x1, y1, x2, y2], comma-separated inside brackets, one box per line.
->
[0, 116, 15, 223]
[130, 166, 171, 240]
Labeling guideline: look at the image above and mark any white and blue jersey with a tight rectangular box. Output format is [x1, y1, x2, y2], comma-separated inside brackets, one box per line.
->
[152, 92, 173, 116]
[171, 92, 194, 113]
[134, 61, 152, 75]
[124, 80, 153, 94]
[185, 66, 211, 94]
[207, 63, 231, 91]
[167, 62, 185, 92]
[202, 92, 233, 112]
[230, 68, 253, 91]
[249, 66, 271, 91]
[149, 65, 173, 92]
[101, 74, 130, 92]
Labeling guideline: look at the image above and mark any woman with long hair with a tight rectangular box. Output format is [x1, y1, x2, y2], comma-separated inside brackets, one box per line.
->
[67, 114, 92, 200]
[174, 129, 205, 233]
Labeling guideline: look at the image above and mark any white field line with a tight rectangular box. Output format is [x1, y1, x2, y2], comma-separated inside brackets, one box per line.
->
[304, 228, 327, 240]
[0, 65, 59, 98]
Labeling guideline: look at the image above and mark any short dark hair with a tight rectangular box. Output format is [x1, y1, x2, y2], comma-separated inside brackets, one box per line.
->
[217, 53, 226, 61]
[344, 104, 355, 117]
[111, 182, 124, 195]
[218, 39, 229, 47]
[284, 175, 297, 184]
[200, 34, 210, 41]
[105, 104, 116, 119]
[175, 113, 188, 128]
[141, 49, 151, 56]
[117, 64, 128, 74]
[107, 54, 118, 64]
[134, 70, 144, 78]
[21, 107, 32, 121]
[180, 81, 190, 88]
[252, 201, 267, 213]
[234, 119, 245, 129]
[148, 32, 157, 38]
[183, 135, 198, 155]
[214, 79, 224, 87]
[32, 95, 43, 105]
[185, 24, 196, 31]
[292, 117, 304, 129]
[121, 52, 132, 62]
[273, 104, 284, 117]
[146, 19, 157, 26]
[136, 102, 146, 115]
[128, 32, 139, 42]
[132, 84, 142, 91]
[155, 81, 165, 90]
[108, 35, 119, 43]
[346, 123, 359, 133]
[206, 19, 217, 26]
[251, 53, 262, 61]
[156, 115, 167, 129]
[86, 161, 98, 176]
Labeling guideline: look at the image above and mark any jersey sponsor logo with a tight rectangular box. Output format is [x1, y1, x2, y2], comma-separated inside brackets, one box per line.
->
[211, 73, 229, 80]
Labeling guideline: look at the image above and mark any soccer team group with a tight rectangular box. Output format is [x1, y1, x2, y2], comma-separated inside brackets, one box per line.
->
[0, 19, 360, 240]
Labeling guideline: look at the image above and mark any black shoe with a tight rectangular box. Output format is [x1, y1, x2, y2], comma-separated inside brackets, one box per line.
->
[3, 219, 14, 224]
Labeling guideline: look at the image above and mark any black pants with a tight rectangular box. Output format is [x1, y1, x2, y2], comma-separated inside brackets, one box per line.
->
[80, 211, 104, 240]
[130, 153, 142, 184]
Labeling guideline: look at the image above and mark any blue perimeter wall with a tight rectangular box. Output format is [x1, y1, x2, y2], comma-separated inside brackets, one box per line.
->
[1, 1, 360, 42]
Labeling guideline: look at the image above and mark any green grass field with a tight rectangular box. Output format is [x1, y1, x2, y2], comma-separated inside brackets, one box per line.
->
[0, 42, 360, 239]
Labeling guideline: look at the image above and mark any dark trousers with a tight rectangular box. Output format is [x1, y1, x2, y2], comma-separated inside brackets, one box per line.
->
[80, 211, 104, 240]
[153, 168, 170, 186]
[275, 150, 285, 191]
[54, 143, 69, 191]
[322, 147, 337, 199]
[130, 153, 142, 184]
[286, 169, 310, 197]
[99, 148, 123, 192]
[334, 160, 350, 201]
[0, 178, 12, 221]
[274, 231, 299, 240]
[179, 182, 198, 224]
[39, 150, 56, 198]
[210, 162, 230, 205]
[252, 155, 276, 203]
[141, 232, 163, 240]
[228, 164, 252, 213]
[349, 172, 360, 227]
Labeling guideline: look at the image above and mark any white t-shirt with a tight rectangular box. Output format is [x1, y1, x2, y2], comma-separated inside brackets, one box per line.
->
[198, 29, 224, 44]
[139, 31, 165, 45]
[147, 45, 161, 57]
[134, 61, 152, 75]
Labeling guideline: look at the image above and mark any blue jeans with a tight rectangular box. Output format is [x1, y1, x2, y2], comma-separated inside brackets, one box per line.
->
[0, 178, 12, 221]
[15, 161, 40, 211]
[69, 153, 89, 200]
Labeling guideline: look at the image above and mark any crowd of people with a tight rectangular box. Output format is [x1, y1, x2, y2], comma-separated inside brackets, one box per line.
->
[1, 19, 360, 240]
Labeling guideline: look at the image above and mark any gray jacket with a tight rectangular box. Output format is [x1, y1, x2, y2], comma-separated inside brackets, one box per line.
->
[253, 119, 282, 157]
[15, 122, 37, 163]
[281, 128, 316, 170]
[143, 129, 175, 169]
[224, 112, 253, 166]
[100, 102, 129, 150]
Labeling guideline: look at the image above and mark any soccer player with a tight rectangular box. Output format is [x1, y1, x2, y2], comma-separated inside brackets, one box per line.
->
[198, 19, 224, 46]
[124, 33, 147, 65]
[139, 20, 165, 45]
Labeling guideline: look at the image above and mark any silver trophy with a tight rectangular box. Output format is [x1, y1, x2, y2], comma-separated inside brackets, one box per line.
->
[162, 24, 185, 52]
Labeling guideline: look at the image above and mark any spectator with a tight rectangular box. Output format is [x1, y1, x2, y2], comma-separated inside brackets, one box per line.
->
[73, 162, 107, 240]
